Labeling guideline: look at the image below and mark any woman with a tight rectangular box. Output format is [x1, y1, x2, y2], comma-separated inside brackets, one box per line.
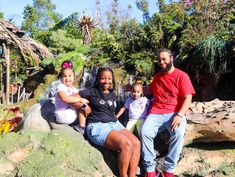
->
[79, 67, 140, 177]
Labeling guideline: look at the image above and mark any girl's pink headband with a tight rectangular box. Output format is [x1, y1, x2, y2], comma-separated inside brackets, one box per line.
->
[62, 62, 72, 69]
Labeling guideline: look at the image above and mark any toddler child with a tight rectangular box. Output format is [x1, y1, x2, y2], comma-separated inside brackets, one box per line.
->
[116, 82, 150, 136]
[54, 60, 90, 132]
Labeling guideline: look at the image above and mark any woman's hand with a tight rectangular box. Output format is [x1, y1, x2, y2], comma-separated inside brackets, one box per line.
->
[84, 105, 91, 117]
[80, 98, 89, 104]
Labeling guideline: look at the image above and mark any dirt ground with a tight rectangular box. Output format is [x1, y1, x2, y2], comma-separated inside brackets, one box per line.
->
[174, 142, 235, 177]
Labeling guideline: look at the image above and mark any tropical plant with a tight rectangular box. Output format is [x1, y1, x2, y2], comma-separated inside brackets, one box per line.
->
[75, 15, 98, 45]
[182, 35, 234, 101]
[178, 0, 235, 60]
[119, 19, 146, 53]
[40, 49, 87, 76]
[186, 36, 231, 79]
[36, 13, 83, 46]
[125, 52, 155, 79]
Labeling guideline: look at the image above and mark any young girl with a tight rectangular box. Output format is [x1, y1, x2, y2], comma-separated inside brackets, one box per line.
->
[79, 67, 140, 177]
[116, 82, 150, 136]
[54, 60, 91, 132]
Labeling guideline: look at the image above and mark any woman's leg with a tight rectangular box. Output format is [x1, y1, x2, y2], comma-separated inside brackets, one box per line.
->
[104, 130, 134, 177]
[119, 129, 141, 177]
[77, 110, 86, 127]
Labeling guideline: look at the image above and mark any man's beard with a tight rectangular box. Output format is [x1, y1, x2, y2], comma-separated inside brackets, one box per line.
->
[161, 61, 173, 73]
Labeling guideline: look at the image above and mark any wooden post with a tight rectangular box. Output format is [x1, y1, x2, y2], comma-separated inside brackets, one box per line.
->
[6, 48, 10, 105]
[2, 43, 10, 105]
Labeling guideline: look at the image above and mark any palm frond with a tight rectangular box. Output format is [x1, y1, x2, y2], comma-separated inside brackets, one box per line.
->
[188, 36, 231, 78]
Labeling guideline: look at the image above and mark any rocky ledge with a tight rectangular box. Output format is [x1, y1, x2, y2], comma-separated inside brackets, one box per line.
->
[0, 98, 234, 177]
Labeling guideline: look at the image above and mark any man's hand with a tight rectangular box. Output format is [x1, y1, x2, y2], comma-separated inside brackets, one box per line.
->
[171, 115, 182, 131]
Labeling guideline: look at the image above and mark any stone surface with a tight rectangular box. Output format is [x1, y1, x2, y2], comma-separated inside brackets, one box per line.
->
[20, 98, 117, 177]
[22, 102, 51, 132]
[185, 99, 235, 144]
[20, 98, 235, 176]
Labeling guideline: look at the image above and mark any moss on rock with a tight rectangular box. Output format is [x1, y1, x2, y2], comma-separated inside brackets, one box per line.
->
[0, 130, 113, 177]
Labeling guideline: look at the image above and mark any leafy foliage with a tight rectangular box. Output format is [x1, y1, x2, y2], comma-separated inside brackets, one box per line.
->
[125, 52, 155, 79]
[47, 29, 83, 54]
[186, 36, 231, 78]
[41, 46, 88, 75]
[21, 5, 40, 37]
[136, 0, 150, 23]
[0, 11, 4, 18]
[178, 0, 235, 59]
[21, 0, 62, 37]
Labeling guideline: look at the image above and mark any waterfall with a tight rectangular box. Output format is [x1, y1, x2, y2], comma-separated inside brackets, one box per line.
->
[40, 79, 62, 100]
[116, 74, 134, 103]
[79, 67, 96, 89]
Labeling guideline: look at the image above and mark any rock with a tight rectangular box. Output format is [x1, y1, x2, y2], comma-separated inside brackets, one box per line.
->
[23, 101, 51, 132]
[0, 130, 115, 177]
[21, 98, 119, 176]
[185, 99, 235, 145]
[0, 162, 14, 175]
[21, 98, 235, 176]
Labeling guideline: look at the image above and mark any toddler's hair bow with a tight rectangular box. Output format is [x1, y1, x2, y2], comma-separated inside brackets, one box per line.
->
[62, 62, 72, 69]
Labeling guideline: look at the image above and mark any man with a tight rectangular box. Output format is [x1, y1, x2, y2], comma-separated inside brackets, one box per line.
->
[141, 48, 195, 177]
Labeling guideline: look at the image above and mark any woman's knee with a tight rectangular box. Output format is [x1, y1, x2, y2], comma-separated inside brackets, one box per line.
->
[119, 138, 133, 152]
[132, 136, 140, 149]
[132, 138, 140, 155]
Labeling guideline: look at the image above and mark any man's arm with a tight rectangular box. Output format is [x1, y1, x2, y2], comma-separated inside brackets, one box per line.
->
[171, 94, 192, 130]
[177, 94, 192, 115]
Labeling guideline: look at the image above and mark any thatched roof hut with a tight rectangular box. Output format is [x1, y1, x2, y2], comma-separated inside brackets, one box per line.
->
[0, 18, 53, 66]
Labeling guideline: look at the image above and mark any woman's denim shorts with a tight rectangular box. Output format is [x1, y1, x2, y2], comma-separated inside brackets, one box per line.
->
[86, 121, 125, 146]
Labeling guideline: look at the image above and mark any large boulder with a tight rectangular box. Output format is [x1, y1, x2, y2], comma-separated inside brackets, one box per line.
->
[22, 101, 51, 132]
[0, 129, 115, 177]
[21, 98, 235, 176]
[20, 98, 118, 177]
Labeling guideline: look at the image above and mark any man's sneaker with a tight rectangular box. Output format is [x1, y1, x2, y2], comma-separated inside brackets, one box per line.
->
[73, 125, 85, 134]
[144, 171, 159, 177]
[162, 171, 174, 177]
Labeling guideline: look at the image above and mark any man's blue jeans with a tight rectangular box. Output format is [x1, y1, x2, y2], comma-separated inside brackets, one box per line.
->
[141, 113, 187, 173]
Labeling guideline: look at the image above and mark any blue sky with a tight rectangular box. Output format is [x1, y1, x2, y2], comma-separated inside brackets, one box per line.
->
[0, 0, 158, 27]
